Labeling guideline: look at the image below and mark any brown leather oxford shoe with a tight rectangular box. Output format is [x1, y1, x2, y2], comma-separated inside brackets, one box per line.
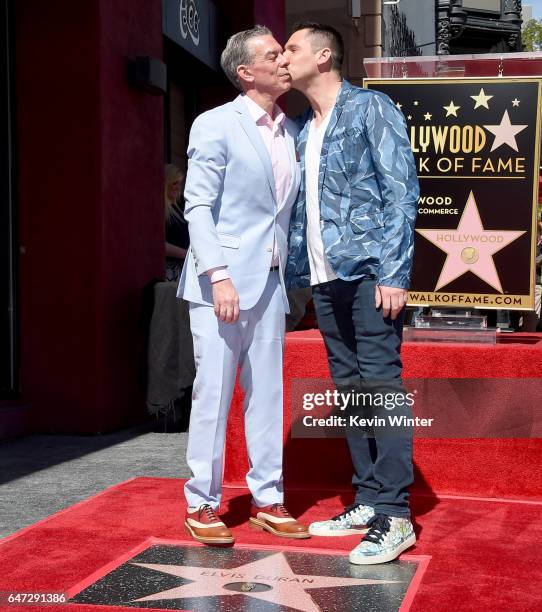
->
[249, 503, 310, 539]
[184, 504, 234, 545]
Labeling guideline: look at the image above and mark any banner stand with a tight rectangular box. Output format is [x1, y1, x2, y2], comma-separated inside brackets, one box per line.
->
[403, 309, 497, 344]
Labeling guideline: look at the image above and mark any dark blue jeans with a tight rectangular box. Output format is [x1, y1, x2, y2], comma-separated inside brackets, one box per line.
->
[312, 276, 413, 518]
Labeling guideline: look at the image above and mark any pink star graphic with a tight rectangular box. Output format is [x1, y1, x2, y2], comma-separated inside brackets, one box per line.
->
[129, 552, 398, 612]
[416, 192, 525, 292]
[483, 110, 527, 152]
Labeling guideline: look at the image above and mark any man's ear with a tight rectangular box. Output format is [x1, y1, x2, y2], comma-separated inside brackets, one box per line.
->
[237, 64, 254, 86]
[316, 47, 332, 68]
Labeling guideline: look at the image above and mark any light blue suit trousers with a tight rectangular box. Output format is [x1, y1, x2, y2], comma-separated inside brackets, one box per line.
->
[185, 271, 284, 508]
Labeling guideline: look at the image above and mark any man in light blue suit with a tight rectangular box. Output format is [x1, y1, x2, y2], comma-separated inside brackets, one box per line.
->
[178, 26, 308, 545]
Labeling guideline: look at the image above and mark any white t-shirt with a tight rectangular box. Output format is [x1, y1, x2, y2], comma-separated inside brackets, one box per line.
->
[305, 112, 337, 286]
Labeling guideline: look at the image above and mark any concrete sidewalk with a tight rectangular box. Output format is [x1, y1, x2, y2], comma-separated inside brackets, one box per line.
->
[0, 422, 190, 539]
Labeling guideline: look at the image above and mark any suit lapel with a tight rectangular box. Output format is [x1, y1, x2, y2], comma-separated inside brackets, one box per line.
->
[232, 96, 277, 204]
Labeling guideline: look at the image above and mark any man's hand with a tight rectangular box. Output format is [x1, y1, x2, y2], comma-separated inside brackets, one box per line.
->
[212, 278, 240, 324]
[375, 285, 408, 320]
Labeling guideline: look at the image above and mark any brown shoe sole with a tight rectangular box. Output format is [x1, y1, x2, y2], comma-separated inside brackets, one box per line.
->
[184, 521, 235, 545]
[249, 517, 311, 539]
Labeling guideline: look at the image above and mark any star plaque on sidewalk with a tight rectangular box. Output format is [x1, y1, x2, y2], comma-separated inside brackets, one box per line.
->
[69, 542, 424, 611]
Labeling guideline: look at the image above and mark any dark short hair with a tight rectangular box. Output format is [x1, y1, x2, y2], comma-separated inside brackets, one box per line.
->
[292, 21, 344, 73]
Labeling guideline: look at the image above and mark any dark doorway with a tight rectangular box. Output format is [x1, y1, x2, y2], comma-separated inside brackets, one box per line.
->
[0, 0, 17, 398]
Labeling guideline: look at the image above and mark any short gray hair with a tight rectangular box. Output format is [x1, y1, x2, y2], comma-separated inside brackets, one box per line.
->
[220, 25, 272, 91]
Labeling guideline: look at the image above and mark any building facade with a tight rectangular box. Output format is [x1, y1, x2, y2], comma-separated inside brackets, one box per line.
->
[0, 0, 282, 438]
[284, 1, 523, 98]
[381, 1, 524, 57]
[437, 0, 523, 54]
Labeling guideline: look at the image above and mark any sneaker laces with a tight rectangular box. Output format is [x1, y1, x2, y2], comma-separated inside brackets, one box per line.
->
[270, 503, 291, 517]
[331, 503, 363, 521]
[198, 504, 219, 522]
[363, 513, 391, 544]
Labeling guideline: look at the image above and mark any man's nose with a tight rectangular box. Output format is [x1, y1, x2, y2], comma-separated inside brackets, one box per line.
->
[278, 52, 289, 67]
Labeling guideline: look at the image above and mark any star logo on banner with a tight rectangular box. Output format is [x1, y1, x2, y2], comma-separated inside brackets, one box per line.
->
[424, 112, 432, 121]
[129, 552, 398, 612]
[512, 98, 520, 107]
[416, 192, 525, 292]
[483, 110, 528, 152]
[470, 88, 493, 109]
[443, 101, 460, 117]
[396, 102, 403, 110]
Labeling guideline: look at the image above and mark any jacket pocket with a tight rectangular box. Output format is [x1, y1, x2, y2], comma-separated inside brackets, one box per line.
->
[218, 233, 241, 249]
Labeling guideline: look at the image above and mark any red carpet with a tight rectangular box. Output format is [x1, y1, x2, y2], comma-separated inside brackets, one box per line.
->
[225, 331, 542, 499]
[3, 334, 540, 610]
[0, 478, 541, 611]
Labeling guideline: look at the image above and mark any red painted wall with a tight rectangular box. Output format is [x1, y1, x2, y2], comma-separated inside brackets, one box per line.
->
[213, 0, 286, 43]
[254, 0, 286, 43]
[16, 0, 164, 433]
[13, 0, 285, 435]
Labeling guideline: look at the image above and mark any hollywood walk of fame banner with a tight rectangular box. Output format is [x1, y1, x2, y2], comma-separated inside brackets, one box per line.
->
[364, 78, 542, 310]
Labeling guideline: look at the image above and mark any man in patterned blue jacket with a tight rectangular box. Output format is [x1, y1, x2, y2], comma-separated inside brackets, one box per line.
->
[284, 23, 419, 565]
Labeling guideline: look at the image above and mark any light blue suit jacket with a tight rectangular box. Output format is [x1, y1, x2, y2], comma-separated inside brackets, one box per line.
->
[178, 95, 301, 312]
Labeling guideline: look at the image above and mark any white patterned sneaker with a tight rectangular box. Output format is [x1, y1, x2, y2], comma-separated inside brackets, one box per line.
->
[349, 514, 416, 565]
[308, 503, 375, 536]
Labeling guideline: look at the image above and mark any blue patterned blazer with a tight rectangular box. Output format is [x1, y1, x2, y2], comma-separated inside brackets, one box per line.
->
[285, 80, 419, 289]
